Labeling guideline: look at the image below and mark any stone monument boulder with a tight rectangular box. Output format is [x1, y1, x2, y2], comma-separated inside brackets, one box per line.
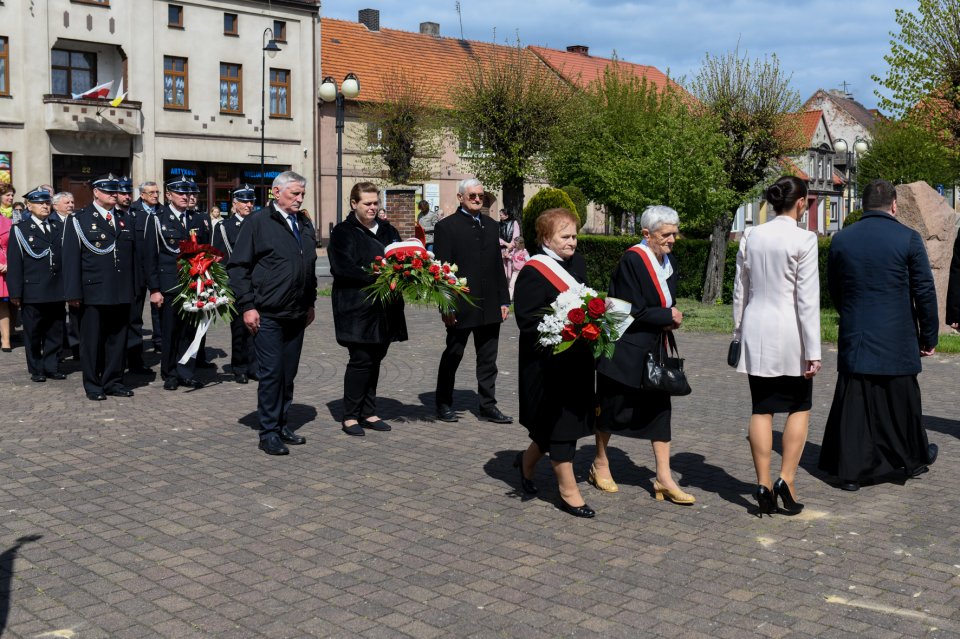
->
[895, 181, 960, 334]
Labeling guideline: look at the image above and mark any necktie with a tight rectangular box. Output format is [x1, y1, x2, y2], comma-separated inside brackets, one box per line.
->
[41, 221, 50, 236]
[180, 213, 187, 229]
[288, 214, 301, 245]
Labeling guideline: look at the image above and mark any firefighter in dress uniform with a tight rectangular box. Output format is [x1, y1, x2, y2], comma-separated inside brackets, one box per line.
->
[116, 176, 152, 375]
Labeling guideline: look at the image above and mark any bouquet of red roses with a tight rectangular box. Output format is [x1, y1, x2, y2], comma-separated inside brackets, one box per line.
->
[537, 284, 631, 359]
[174, 237, 236, 324]
[364, 240, 475, 314]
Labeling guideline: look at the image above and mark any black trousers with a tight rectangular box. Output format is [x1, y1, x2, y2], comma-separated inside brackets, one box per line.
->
[435, 322, 501, 411]
[150, 303, 162, 350]
[21, 302, 64, 376]
[63, 303, 81, 354]
[230, 315, 257, 375]
[159, 291, 196, 381]
[254, 315, 306, 437]
[342, 342, 390, 421]
[79, 303, 129, 394]
[127, 287, 147, 368]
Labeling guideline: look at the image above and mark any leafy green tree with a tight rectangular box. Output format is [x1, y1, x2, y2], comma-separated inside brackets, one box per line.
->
[450, 42, 577, 218]
[858, 119, 959, 187]
[688, 50, 801, 304]
[358, 68, 443, 186]
[872, 0, 960, 150]
[560, 185, 588, 228]
[547, 63, 733, 238]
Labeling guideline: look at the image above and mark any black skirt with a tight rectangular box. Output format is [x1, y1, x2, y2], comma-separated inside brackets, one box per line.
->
[748, 375, 812, 414]
[818, 374, 932, 481]
[596, 374, 671, 441]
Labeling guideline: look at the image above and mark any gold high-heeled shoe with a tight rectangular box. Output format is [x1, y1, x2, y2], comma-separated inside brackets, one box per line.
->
[653, 479, 695, 505]
[587, 465, 619, 493]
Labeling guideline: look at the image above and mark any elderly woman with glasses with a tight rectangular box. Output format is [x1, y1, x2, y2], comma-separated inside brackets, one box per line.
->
[591, 205, 695, 506]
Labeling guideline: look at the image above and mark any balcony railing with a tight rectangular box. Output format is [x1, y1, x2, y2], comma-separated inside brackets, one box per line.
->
[42, 95, 143, 136]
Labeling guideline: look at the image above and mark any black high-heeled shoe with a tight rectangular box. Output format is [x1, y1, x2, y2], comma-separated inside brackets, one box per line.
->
[513, 452, 538, 494]
[558, 498, 595, 518]
[754, 485, 777, 517]
[773, 478, 804, 515]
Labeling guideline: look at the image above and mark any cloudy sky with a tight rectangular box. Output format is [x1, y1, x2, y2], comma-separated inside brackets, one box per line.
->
[323, 0, 916, 110]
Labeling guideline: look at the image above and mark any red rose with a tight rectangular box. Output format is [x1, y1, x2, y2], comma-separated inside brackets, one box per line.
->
[412, 259, 423, 269]
[393, 264, 402, 272]
[587, 298, 606, 319]
[209, 296, 217, 303]
[567, 307, 586, 324]
[189, 281, 198, 290]
[374, 255, 383, 262]
[403, 270, 411, 277]
[561, 325, 578, 342]
[196, 301, 205, 308]
[442, 264, 451, 274]
[429, 264, 440, 274]
[581, 323, 601, 341]
[389, 281, 397, 291]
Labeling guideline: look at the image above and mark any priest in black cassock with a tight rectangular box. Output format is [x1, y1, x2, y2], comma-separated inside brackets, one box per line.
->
[513, 208, 596, 518]
[818, 179, 940, 491]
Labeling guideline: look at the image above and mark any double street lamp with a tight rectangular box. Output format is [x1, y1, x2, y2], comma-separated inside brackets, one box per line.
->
[319, 73, 361, 225]
[260, 29, 282, 201]
[833, 137, 869, 220]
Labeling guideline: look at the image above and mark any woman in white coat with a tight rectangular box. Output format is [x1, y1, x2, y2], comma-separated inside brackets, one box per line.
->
[733, 175, 822, 517]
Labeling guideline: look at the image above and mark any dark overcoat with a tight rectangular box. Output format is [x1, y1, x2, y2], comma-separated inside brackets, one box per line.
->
[596, 248, 677, 389]
[6, 216, 64, 303]
[62, 204, 137, 305]
[514, 251, 594, 443]
[946, 230, 960, 326]
[432, 208, 509, 328]
[328, 214, 407, 346]
[828, 210, 938, 375]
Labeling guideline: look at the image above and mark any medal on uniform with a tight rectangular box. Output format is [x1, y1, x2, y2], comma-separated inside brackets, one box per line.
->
[100, 234, 106, 239]
[91, 224, 98, 230]
[119, 220, 125, 228]
[95, 242, 101, 247]
[28, 236, 34, 242]
[161, 225, 167, 231]
[169, 214, 176, 221]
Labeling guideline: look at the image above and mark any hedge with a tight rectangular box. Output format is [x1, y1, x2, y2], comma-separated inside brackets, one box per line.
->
[521, 188, 578, 249]
[578, 234, 833, 308]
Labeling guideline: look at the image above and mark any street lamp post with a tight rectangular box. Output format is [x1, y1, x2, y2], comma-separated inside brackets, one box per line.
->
[260, 29, 282, 204]
[833, 137, 870, 221]
[319, 73, 361, 225]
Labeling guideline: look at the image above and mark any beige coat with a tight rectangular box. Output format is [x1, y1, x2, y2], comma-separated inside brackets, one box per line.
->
[732, 215, 821, 377]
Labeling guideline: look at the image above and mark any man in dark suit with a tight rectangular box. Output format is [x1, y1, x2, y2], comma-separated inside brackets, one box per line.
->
[432, 178, 512, 424]
[115, 176, 151, 375]
[212, 184, 258, 383]
[144, 177, 208, 390]
[130, 180, 163, 357]
[7, 188, 66, 382]
[51, 191, 80, 362]
[228, 171, 317, 455]
[819, 179, 939, 491]
[62, 174, 138, 400]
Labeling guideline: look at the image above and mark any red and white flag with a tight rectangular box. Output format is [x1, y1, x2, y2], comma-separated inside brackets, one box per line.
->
[72, 80, 114, 100]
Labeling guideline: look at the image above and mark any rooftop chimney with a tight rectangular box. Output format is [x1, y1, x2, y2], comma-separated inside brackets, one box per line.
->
[420, 21, 440, 36]
[359, 8, 380, 31]
[566, 45, 589, 56]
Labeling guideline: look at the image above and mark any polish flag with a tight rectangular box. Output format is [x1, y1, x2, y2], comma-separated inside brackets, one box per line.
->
[72, 80, 114, 100]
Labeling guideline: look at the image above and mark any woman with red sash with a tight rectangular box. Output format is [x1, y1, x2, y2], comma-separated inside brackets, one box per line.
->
[592, 205, 695, 505]
[513, 208, 596, 518]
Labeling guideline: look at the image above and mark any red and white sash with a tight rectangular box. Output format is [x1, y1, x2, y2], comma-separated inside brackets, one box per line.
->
[384, 239, 428, 259]
[524, 254, 579, 293]
[628, 243, 673, 308]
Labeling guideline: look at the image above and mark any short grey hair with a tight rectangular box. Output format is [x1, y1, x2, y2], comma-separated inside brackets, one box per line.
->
[51, 192, 74, 207]
[272, 171, 307, 191]
[640, 205, 680, 233]
[457, 178, 482, 195]
[138, 181, 158, 191]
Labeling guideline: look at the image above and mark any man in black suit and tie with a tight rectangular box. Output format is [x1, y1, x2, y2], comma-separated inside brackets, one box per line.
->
[7, 188, 66, 382]
[819, 179, 940, 491]
[62, 174, 138, 400]
[433, 178, 512, 424]
[212, 184, 258, 383]
[130, 181, 163, 354]
[115, 176, 152, 375]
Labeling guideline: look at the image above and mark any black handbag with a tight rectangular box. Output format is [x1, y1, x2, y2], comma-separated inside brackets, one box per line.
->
[642, 332, 692, 396]
[727, 339, 741, 367]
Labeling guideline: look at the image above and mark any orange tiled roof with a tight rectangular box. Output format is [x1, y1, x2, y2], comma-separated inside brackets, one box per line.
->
[780, 110, 824, 149]
[529, 45, 684, 96]
[780, 157, 810, 181]
[321, 18, 547, 109]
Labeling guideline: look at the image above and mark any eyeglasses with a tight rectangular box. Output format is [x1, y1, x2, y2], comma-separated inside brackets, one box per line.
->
[463, 193, 484, 201]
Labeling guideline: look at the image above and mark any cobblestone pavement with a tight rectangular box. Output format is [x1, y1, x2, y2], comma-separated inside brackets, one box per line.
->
[1, 299, 958, 638]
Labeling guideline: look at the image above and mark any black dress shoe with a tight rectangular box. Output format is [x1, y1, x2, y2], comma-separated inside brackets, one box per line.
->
[361, 418, 392, 432]
[196, 361, 217, 369]
[279, 426, 306, 445]
[163, 377, 179, 391]
[341, 421, 365, 436]
[513, 452, 538, 495]
[234, 373, 248, 384]
[840, 480, 860, 492]
[248, 372, 259, 381]
[30, 374, 46, 383]
[86, 392, 107, 401]
[558, 498, 595, 518]
[927, 443, 938, 465]
[436, 405, 458, 422]
[178, 377, 204, 389]
[105, 387, 134, 398]
[479, 406, 513, 424]
[258, 433, 289, 455]
[47, 372, 67, 380]
[128, 366, 152, 375]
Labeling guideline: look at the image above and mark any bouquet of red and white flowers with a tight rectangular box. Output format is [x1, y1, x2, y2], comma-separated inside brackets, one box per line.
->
[174, 237, 235, 323]
[537, 284, 632, 359]
[364, 240, 474, 315]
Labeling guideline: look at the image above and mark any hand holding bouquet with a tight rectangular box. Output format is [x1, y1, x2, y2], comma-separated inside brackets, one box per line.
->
[364, 240, 475, 315]
[537, 284, 632, 359]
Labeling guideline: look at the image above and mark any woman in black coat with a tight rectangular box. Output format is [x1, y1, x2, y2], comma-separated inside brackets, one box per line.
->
[592, 205, 695, 505]
[328, 182, 408, 436]
[514, 208, 596, 518]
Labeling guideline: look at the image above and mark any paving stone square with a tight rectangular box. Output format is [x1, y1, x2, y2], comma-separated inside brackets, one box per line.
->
[0, 299, 958, 638]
